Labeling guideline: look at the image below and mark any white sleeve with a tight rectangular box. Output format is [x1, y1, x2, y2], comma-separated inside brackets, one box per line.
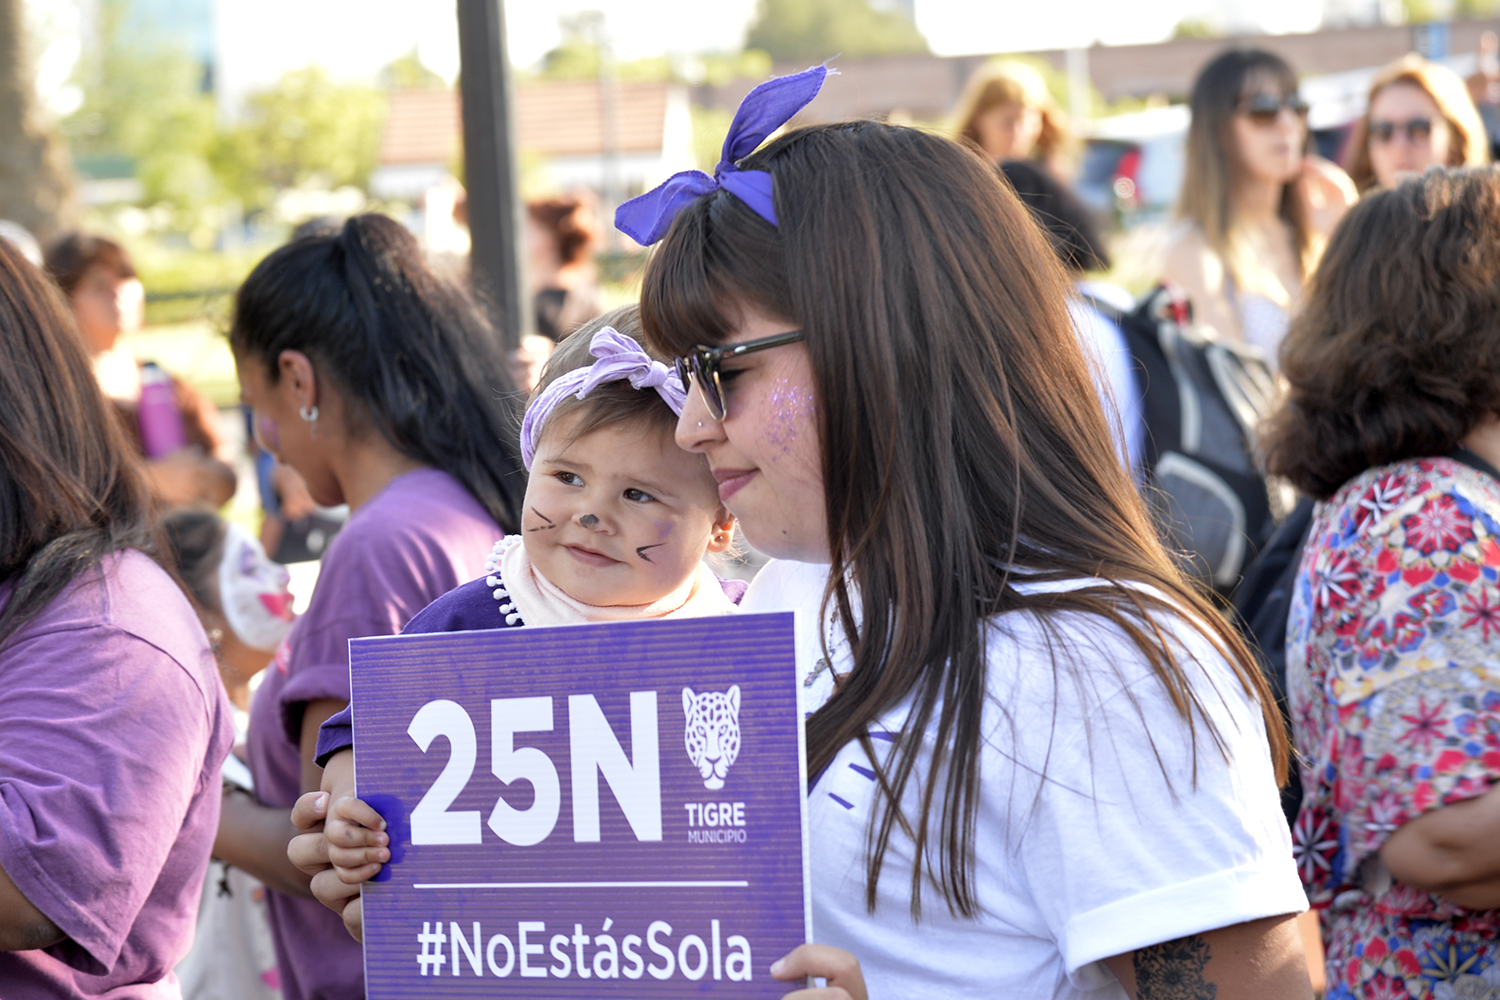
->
[1009, 629, 1306, 980]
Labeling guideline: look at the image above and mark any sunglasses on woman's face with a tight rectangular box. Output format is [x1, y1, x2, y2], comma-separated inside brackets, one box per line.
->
[1369, 117, 1434, 144]
[1239, 93, 1310, 126]
[674, 329, 805, 422]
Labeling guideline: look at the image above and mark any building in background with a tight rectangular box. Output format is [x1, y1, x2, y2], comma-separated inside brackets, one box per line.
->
[373, 79, 694, 205]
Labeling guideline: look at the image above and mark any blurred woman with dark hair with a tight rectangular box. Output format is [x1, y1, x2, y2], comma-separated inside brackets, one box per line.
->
[0, 238, 233, 995]
[1163, 49, 1356, 365]
[1263, 168, 1500, 998]
[223, 213, 525, 1000]
[44, 232, 236, 506]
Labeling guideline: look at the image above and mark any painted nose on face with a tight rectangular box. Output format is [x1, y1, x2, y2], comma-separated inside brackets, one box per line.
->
[578, 513, 600, 530]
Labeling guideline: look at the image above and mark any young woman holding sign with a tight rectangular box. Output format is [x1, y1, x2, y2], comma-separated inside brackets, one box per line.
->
[296, 68, 1312, 999]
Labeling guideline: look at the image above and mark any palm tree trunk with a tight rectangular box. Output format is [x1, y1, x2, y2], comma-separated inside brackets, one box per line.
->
[0, 0, 77, 244]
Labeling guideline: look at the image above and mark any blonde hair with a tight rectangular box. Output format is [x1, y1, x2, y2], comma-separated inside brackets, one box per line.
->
[1344, 54, 1490, 191]
[1177, 48, 1315, 303]
[949, 60, 1072, 165]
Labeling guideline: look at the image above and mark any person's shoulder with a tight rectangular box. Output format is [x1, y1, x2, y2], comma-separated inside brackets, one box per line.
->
[1323, 456, 1500, 536]
[1160, 222, 1219, 277]
[986, 577, 1238, 708]
[324, 469, 500, 570]
[348, 469, 495, 536]
[741, 558, 830, 613]
[403, 575, 514, 634]
[7, 550, 213, 693]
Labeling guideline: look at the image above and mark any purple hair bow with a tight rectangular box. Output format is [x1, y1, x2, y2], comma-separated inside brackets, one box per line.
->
[520, 328, 687, 470]
[614, 65, 828, 246]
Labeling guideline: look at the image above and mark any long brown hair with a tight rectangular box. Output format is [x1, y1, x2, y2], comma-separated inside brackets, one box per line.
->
[1177, 49, 1315, 300]
[1262, 167, 1500, 499]
[1344, 55, 1490, 192]
[0, 238, 159, 641]
[641, 121, 1287, 918]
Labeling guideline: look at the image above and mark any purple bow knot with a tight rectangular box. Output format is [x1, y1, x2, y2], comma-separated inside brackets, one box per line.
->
[614, 64, 828, 246]
[520, 328, 688, 470]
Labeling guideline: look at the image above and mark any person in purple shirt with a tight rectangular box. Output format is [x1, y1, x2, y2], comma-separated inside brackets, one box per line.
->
[0, 237, 234, 997]
[222, 214, 526, 1000]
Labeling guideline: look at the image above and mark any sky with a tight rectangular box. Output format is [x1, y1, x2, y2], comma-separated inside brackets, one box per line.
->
[26, 0, 1330, 116]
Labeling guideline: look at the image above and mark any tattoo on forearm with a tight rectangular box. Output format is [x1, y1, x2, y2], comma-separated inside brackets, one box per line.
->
[1132, 934, 1216, 1000]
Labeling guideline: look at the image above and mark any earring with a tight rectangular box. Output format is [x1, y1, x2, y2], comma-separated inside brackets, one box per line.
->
[298, 405, 319, 423]
[208, 627, 224, 658]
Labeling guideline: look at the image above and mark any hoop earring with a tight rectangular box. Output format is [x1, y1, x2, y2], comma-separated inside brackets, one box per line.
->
[299, 405, 319, 423]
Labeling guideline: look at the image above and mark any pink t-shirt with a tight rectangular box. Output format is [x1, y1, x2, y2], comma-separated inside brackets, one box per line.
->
[247, 467, 502, 1000]
[0, 550, 233, 998]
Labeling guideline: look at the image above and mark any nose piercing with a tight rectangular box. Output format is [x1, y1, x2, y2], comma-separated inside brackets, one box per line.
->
[697, 421, 704, 428]
[580, 514, 599, 528]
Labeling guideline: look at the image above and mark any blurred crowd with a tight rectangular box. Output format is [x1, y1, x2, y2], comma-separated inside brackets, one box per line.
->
[2, 34, 1500, 1000]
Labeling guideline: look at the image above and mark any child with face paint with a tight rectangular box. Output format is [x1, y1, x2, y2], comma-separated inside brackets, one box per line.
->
[161, 507, 292, 1000]
[301, 305, 739, 899]
[162, 508, 296, 718]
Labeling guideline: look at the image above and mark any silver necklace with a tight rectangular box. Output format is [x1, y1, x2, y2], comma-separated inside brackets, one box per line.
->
[804, 611, 843, 687]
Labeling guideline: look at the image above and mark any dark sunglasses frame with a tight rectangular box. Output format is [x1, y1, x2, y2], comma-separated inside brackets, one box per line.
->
[1368, 117, 1435, 144]
[1239, 93, 1310, 126]
[675, 329, 805, 421]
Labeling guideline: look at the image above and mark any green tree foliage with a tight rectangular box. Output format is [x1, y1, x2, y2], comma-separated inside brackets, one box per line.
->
[380, 48, 448, 90]
[60, 1, 410, 222]
[215, 67, 386, 212]
[743, 0, 929, 63]
[1171, 17, 1222, 39]
[62, 0, 219, 211]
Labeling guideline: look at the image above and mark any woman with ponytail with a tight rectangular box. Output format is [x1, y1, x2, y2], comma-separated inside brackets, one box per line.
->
[224, 214, 525, 1000]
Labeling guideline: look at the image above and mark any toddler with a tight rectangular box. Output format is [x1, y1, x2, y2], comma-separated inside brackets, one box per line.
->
[311, 306, 739, 882]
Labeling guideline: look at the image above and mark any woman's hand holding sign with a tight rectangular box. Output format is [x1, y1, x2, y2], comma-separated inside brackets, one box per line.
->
[288, 791, 362, 941]
[773, 943, 869, 999]
[288, 743, 401, 945]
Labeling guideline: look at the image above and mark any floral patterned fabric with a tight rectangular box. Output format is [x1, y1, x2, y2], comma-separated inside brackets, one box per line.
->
[1287, 456, 1500, 999]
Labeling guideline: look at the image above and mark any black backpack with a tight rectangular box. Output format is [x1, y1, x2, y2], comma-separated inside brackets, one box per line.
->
[1085, 285, 1285, 596]
[1230, 495, 1315, 827]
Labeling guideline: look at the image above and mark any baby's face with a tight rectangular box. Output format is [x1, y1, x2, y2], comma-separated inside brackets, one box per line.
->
[523, 414, 729, 607]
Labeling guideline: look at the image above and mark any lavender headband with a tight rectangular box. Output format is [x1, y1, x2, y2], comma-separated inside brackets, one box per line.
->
[614, 64, 828, 246]
[520, 328, 687, 470]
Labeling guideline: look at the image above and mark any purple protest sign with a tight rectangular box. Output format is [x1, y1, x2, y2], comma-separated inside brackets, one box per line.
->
[349, 612, 809, 997]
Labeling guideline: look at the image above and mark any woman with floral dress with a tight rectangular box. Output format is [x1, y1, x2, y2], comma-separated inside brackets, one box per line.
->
[1262, 167, 1500, 1000]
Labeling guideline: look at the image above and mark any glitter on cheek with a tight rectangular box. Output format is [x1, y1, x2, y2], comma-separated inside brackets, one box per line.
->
[764, 377, 816, 453]
[255, 415, 280, 453]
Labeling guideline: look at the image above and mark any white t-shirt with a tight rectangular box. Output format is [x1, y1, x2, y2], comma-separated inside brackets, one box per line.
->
[744, 559, 1306, 999]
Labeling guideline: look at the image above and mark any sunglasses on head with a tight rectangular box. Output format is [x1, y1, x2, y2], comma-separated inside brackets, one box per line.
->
[674, 329, 805, 422]
[1369, 117, 1434, 143]
[1239, 93, 1310, 126]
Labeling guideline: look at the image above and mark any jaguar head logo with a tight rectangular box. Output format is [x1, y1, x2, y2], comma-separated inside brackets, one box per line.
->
[682, 686, 741, 790]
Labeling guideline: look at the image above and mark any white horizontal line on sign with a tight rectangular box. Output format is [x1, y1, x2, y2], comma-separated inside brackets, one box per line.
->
[413, 880, 750, 889]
